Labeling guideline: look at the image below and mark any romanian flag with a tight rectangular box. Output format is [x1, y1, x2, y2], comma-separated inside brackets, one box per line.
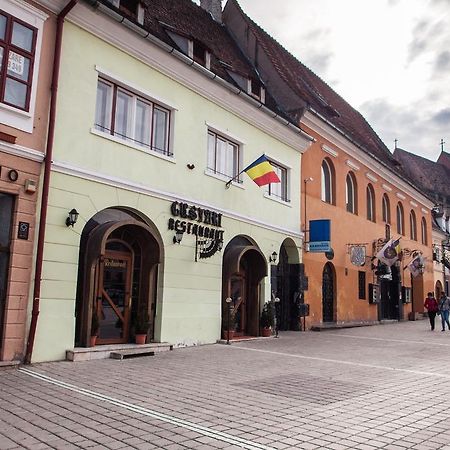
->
[244, 155, 280, 187]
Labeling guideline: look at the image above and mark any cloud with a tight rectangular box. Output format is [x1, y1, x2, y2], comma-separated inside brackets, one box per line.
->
[434, 50, 450, 72]
[431, 108, 450, 126]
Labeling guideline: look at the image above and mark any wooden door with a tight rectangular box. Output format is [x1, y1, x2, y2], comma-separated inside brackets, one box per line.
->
[96, 250, 132, 344]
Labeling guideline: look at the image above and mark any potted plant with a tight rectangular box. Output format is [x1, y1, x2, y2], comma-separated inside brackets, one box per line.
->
[90, 309, 99, 347]
[260, 302, 274, 337]
[135, 305, 150, 344]
[222, 306, 236, 341]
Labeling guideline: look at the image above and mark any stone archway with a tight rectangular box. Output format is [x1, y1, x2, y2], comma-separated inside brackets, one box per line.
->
[222, 236, 267, 337]
[75, 208, 162, 347]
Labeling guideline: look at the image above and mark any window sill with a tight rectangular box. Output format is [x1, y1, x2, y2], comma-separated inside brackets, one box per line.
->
[204, 169, 245, 189]
[264, 192, 292, 207]
[90, 128, 176, 164]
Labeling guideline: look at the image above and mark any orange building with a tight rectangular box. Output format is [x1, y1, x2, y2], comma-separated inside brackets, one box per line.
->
[224, 0, 434, 329]
[0, 0, 54, 362]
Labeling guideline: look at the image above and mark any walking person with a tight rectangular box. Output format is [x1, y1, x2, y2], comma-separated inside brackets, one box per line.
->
[424, 292, 439, 331]
[439, 292, 450, 331]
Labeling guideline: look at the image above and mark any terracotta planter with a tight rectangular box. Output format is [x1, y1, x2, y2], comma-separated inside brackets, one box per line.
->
[262, 327, 272, 337]
[135, 334, 147, 345]
[90, 335, 97, 347]
[222, 330, 235, 340]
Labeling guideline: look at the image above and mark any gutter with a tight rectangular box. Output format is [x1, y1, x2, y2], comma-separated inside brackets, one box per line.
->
[24, 0, 79, 365]
[87, 0, 314, 145]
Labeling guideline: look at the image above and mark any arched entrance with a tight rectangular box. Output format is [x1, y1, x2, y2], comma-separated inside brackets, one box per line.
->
[436, 280, 444, 299]
[271, 239, 302, 331]
[75, 208, 162, 347]
[322, 262, 335, 323]
[222, 236, 267, 337]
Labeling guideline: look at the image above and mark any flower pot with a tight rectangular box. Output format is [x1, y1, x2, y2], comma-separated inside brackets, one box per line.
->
[222, 330, 235, 340]
[262, 327, 272, 337]
[135, 334, 147, 345]
[90, 335, 97, 347]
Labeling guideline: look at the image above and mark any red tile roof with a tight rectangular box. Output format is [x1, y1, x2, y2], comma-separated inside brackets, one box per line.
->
[224, 0, 399, 168]
[394, 148, 450, 201]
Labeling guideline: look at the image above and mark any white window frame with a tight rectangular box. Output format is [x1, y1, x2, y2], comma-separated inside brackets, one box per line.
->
[206, 129, 241, 182]
[265, 159, 290, 204]
[321, 158, 334, 204]
[366, 184, 375, 222]
[346, 172, 357, 214]
[93, 75, 173, 157]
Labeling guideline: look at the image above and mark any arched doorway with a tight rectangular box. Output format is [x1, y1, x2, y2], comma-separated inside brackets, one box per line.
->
[271, 239, 302, 331]
[322, 262, 335, 323]
[75, 208, 162, 347]
[222, 236, 267, 337]
[436, 280, 444, 299]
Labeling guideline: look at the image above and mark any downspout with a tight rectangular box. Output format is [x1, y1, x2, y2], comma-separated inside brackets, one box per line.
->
[24, 0, 79, 365]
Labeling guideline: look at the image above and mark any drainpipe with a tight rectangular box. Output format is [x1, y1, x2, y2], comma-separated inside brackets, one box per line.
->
[24, 0, 79, 365]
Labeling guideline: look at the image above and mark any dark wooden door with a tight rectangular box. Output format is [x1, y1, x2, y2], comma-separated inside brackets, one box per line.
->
[322, 263, 335, 322]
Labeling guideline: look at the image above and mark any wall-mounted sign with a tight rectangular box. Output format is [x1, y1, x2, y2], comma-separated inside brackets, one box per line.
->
[168, 201, 225, 242]
[349, 245, 366, 266]
[18, 222, 29, 240]
[308, 219, 331, 253]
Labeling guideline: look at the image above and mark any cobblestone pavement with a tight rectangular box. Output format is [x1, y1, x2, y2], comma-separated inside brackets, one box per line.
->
[2, 321, 450, 450]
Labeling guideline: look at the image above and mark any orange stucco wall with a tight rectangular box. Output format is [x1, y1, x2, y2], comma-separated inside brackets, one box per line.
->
[0, 5, 55, 361]
[300, 127, 433, 327]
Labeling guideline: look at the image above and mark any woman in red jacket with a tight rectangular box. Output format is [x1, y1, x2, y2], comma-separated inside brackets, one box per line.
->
[424, 292, 439, 331]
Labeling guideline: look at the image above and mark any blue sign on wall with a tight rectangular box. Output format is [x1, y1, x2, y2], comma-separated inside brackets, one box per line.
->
[308, 220, 331, 253]
[309, 219, 331, 242]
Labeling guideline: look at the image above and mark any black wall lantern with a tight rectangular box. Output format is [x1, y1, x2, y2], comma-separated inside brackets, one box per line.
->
[269, 251, 278, 264]
[66, 208, 79, 227]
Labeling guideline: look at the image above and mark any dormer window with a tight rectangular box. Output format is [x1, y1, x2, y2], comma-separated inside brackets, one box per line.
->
[109, 0, 144, 24]
[189, 39, 211, 69]
[248, 78, 265, 103]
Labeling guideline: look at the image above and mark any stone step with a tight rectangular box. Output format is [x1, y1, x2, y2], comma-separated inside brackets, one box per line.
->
[67, 342, 173, 362]
[110, 349, 155, 360]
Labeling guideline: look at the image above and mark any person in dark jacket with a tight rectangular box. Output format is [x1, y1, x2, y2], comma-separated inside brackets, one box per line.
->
[424, 292, 439, 331]
[439, 292, 450, 331]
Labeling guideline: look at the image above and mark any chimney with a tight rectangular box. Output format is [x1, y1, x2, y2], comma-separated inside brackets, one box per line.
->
[200, 0, 222, 23]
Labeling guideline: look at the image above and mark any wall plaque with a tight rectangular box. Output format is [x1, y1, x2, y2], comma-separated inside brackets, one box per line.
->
[18, 222, 29, 240]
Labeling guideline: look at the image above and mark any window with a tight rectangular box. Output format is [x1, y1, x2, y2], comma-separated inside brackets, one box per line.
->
[410, 210, 417, 241]
[0, 10, 37, 111]
[421, 218, 428, 245]
[396, 202, 404, 235]
[109, 0, 144, 24]
[321, 158, 334, 204]
[207, 130, 240, 179]
[382, 194, 390, 223]
[346, 172, 357, 214]
[267, 161, 289, 202]
[95, 78, 171, 156]
[366, 184, 375, 222]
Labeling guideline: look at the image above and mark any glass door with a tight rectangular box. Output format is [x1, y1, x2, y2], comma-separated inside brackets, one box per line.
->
[96, 250, 132, 344]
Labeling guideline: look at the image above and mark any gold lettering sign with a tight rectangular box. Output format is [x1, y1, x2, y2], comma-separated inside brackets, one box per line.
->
[104, 258, 126, 268]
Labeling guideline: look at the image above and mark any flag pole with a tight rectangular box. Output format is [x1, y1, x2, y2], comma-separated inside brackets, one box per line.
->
[225, 169, 245, 189]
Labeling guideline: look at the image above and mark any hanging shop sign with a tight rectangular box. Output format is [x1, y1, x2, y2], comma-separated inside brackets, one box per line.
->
[168, 201, 225, 242]
[308, 219, 331, 253]
[349, 245, 366, 266]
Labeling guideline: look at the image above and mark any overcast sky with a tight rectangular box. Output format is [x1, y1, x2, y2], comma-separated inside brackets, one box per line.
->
[214, 0, 449, 161]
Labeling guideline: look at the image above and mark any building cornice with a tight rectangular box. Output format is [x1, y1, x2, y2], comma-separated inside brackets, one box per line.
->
[0, 141, 44, 162]
[303, 110, 433, 209]
[52, 160, 304, 239]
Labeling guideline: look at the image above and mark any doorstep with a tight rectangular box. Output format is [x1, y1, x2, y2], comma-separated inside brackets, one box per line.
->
[66, 342, 173, 362]
[311, 320, 381, 331]
[217, 335, 274, 344]
[0, 360, 20, 370]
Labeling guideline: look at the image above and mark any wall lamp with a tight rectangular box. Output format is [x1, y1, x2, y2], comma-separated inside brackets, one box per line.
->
[269, 251, 278, 264]
[173, 230, 184, 244]
[65, 208, 79, 227]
